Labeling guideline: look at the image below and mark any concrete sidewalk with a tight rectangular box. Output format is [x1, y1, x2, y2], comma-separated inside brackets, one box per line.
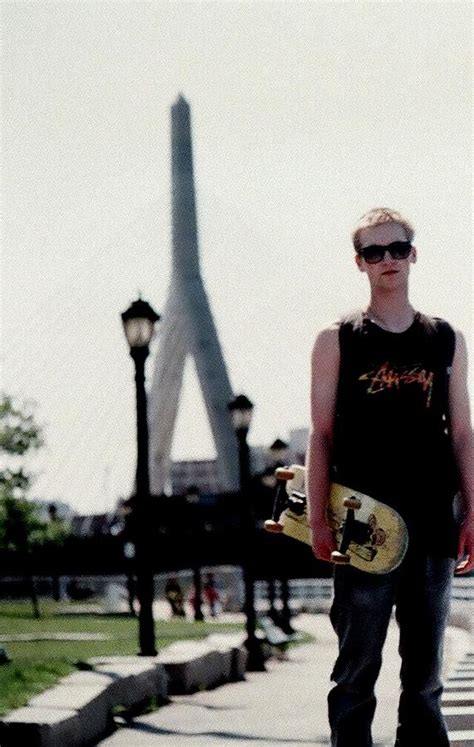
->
[98, 613, 471, 747]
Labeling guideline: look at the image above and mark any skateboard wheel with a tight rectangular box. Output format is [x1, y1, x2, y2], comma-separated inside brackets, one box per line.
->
[275, 467, 295, 481]
[331, 550, 351, 564]
[343, 496, 362, 510]
[264, 519, 284, 533]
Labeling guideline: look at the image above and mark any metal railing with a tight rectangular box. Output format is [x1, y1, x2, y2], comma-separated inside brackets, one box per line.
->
[255, 576, 473, 612]
[0, 572, 471, 612]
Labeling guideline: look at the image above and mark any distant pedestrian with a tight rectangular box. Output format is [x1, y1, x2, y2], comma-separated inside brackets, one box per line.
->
[165, 576, 186, 618]
[203, 572, 220, 617]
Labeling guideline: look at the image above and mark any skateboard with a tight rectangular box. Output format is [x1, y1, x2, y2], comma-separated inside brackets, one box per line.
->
[264, 465, 408, 574]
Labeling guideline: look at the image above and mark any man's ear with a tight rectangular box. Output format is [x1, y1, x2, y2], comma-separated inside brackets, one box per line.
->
[410, 246, 417, 264]
[355, 253, 365, 272]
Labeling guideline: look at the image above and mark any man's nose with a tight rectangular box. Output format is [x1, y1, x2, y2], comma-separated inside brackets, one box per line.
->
[380, 249, 395, 263]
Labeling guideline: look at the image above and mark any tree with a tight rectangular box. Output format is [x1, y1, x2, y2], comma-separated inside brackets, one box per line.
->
[0, 395, 50, 617]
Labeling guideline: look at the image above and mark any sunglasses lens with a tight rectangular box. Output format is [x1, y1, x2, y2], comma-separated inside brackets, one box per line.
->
[360, 242, 412, 263]
[360, 246, 385, 263]
[390, 242, 411, 259]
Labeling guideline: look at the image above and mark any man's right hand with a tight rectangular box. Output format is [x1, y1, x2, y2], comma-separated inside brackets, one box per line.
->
[311, 523, 337, 562]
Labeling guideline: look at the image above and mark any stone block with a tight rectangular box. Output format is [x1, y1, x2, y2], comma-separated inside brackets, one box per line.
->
[443, 706, 474, 731]
[0, 657, 169, 746]
[158, 640, 224, 694]
[447, 729, 474, 745]
[92, 658, 169, 706]
[60, 671, 114, 688]
[206, 633, 248, 681]
[0, 706, 80, 747]
[442, 694, 474, 707]
[29, 683, 110, 743]
[232, 644, 249, 680]
[88, 654, 157, 666]
[448, 603, 473, 634]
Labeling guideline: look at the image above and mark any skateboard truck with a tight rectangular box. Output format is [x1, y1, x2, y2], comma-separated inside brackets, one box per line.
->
[287, 490, 306, 516]
[264, 467, 295, 534]
[331, 495, 362, 565]
[265, 470, 366, 569]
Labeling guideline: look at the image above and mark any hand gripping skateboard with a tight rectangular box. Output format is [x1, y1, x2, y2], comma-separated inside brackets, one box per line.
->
[264, 465, 408, 574]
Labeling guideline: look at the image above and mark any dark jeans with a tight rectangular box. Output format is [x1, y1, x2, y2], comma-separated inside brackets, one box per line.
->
[328, 554, 455, 747]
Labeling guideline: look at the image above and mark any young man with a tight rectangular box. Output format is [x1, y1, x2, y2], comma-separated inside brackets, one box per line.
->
[306, 208, 473, 747]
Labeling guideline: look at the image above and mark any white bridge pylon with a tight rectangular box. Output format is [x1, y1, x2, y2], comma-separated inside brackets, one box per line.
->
[148, 95, 240, 496]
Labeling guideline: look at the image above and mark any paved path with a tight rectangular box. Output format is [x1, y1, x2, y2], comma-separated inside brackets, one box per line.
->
[99, 612, 473, 747]
[3, 603, 470, 745]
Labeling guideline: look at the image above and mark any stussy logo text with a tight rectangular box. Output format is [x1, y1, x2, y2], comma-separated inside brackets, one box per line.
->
[359, 362, 434, 408]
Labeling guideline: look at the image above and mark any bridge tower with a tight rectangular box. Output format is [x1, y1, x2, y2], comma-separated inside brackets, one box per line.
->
[148, 95, 240, 495]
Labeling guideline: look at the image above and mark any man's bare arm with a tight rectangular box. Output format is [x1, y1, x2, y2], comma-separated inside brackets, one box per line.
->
[449, 330, 474, 574]
[305, 325, 340, 562]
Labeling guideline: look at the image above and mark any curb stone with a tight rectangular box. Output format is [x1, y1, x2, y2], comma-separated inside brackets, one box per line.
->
[0, 635, 248, 746]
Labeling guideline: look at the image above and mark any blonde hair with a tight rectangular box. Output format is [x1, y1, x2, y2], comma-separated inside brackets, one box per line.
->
[352, 208, 415, 253]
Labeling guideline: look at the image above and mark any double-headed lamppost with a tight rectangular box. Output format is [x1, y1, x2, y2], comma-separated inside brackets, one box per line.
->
[267, 439, 289, 624]
[121, 297, 160, 656]
[268, 438, 293, 634]
[228, 394, 265, 671]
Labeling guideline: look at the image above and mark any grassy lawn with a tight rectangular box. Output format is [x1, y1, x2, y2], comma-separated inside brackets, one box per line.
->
[0, 599, 245, 716]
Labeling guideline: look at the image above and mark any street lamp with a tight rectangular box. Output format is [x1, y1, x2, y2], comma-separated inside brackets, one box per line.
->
[228, 394, 265, 671]
[268, 438, 293, 633]
[121, 296, 160, 656]
[269, 438, 289, 467]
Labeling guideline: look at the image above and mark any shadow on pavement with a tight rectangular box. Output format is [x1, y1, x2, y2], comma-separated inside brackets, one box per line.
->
[117, 720, 329, 744]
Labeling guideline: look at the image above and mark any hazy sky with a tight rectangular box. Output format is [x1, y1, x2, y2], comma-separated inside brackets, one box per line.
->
[2, 1, 472, 514]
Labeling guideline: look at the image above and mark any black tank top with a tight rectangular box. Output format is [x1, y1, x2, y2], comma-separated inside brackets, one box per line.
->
[332, 311, 459, 558]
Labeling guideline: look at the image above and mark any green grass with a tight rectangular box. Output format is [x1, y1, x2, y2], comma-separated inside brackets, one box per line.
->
[0, 599, 244, 716]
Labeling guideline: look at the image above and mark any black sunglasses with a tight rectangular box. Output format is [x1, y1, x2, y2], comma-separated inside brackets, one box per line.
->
[358, 241, 412, 264]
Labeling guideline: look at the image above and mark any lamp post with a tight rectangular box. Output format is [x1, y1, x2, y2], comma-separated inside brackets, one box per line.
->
[121, 297, 160, 656]
[269, 438, 289, 468]
[268, 437, 294, 634]
[228, 394, 265, 671]
[186, 486, 204, 622]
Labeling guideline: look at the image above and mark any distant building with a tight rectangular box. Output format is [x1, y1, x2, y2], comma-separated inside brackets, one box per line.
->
[70, 513, 113, 538]
[288, 427, 309, 465]
[170, 428, 309, 496]
[29, 499, 74, 524]
[171, 459, 221, 496]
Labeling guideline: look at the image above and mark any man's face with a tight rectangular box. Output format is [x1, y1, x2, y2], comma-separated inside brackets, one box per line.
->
[355, 222, 416, 288]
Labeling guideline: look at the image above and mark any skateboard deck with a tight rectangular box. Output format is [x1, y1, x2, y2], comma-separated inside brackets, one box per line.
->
[265, 464, 408, 574]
